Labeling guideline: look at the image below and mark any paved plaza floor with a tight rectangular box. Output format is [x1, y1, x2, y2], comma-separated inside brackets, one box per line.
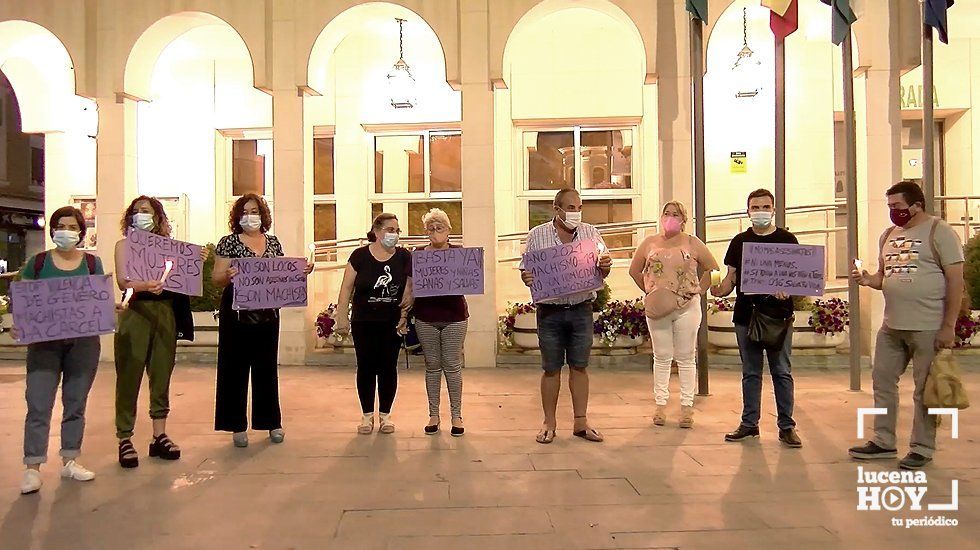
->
[0, 361, 977, 549]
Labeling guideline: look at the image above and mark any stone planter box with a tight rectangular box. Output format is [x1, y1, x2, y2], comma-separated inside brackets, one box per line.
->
[0, 313, 17, 347]
[180, 311, 218, 347]
[511, 311, 645, 354]
[708, 310, 846, 351]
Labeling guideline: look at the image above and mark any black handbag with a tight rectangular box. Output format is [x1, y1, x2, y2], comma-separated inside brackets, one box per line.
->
[236, 308, 279, 325]
[747, 296, 792, 349]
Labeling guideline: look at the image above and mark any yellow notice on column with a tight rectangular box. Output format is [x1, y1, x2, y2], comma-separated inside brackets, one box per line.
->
[730, 152, 747, 173]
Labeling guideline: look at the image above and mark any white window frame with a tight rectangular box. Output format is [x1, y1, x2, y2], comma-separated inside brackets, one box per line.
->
[520, 124, 638, 231]
[367, 124, 463, 237]
[216, 128, 274, 238]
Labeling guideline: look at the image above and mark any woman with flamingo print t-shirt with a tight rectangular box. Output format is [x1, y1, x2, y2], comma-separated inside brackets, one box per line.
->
[334, 213, 413, 435]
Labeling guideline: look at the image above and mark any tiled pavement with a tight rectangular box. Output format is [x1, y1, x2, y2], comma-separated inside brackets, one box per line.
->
[0, 362, 976, 549]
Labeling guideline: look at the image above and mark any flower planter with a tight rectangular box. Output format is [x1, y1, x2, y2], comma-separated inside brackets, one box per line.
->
[511, 312, 539, 349]
[708, 310, 846, 350]
[707, 311, 737, 348]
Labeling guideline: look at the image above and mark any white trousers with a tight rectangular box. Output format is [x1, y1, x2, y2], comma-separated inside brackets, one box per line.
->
[645, 298, 701, 407]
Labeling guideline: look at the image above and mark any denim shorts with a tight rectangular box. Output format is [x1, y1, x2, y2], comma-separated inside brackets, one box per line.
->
[536, 301, 593, 372]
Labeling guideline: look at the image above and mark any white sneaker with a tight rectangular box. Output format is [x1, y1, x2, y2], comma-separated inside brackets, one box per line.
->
[20, 469, 42, 495]
[60, 460, 95, 482]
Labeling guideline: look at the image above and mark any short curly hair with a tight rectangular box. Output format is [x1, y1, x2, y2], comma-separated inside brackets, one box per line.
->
[229, 193, 272, 234]
[49, 206, 87, 241]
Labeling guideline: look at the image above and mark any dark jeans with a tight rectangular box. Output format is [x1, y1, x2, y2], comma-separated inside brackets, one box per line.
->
[536, 301, 593, 372]
[351, 320, 402, 414]
[734, 324, 796, 430]
[215, 313, 282, 433]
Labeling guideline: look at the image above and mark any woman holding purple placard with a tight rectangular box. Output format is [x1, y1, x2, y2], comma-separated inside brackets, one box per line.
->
[212, 194, 313, 448]
[113, 196, 199, 468]
[17, 206, 106, 494]
[413, 208, 468, 436]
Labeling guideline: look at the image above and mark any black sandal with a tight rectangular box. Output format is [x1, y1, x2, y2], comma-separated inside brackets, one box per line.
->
[149, 433, 181, 460]
[118, 439, 139, 469]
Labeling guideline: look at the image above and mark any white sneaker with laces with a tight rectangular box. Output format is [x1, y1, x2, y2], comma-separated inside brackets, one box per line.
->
[20, 469, 42, 495]
[60, 460, 95, 482]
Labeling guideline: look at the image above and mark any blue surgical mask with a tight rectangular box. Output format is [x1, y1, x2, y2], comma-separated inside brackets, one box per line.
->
[240, 215, 262, 232]
[381, 233, 399, 248]
[52, 230, 80, 251]
[133, 212, 155, 231]
[750, 211, 773, 229]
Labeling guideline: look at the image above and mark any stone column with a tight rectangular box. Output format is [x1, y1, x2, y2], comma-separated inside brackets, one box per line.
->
[459, 0, 497, 368]
[656, 1, 693, 208]
[270, 1, 311, 364]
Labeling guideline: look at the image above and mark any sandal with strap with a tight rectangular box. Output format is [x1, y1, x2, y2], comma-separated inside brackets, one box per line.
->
[572, 427, 604, 443]
[118, 439, 139, 469]
[535, 428, 556, 444]
[148, 433, 181, 460]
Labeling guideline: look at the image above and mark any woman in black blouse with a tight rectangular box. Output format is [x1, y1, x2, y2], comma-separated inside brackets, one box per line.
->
[212, 193, 313, 447]
[334, 213, 413, 435]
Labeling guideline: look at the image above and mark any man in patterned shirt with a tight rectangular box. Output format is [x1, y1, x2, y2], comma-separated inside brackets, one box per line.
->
[520, 188, 612, 444]
[849, 181, 964, 470]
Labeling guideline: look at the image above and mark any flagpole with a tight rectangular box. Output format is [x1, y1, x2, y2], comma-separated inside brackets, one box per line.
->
[842, 32, 862, 392]
[691, 14, 709, 396]
[922, 2, 935, 212]
[774, 37, 786, 228]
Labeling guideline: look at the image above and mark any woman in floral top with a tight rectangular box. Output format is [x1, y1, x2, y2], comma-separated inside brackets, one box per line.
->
[629, 201, 718, 428]
[212, 193, 313, 448]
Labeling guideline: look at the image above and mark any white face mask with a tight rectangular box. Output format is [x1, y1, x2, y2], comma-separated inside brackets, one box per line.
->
[52, 230, 80, 251]
[133, 212, 155, 231]
[562, 210, 582, 229]
[750, 211, 773, 229]
[240, 214, 262, 232]
[381, 232, 399, 248]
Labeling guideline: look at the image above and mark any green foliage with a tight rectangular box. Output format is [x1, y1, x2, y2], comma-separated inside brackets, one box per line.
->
[189, 244, 222, 312]
[793, 296, 814, 312]
[963, 234, 980, 310]
[593, 282, 612, 312]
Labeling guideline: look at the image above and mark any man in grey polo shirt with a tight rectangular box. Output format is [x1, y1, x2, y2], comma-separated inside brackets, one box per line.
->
[520, 188, 612, 445]
[849, 181, 964, 470]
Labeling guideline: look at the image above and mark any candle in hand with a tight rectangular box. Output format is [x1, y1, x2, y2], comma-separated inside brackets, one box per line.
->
[853, 259, 863, 271]
[308, 243, 316, 264]
[160, 259, 174, 282]
[121, 288, 133, 307]
[710, 270, 722, 286]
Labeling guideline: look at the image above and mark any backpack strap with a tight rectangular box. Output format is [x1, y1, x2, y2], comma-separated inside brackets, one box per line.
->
[929, 218, 943, 273]
[84, 253, 97, 275]
[33, 251, 48, 278]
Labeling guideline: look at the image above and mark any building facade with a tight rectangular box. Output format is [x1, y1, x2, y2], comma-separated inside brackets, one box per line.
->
[1, 0, 978, 366]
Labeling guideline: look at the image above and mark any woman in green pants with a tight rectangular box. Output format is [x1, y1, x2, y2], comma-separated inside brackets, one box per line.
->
[113, 196, 198, 468]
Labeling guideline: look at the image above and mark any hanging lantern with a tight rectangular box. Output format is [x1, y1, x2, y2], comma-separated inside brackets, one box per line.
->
[731, 7, 763, 99]
[387, 18, 416, 109]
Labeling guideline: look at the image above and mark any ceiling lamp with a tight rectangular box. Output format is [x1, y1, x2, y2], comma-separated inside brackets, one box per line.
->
[731, 7, 763, 99]
[387, 18, 416, 109]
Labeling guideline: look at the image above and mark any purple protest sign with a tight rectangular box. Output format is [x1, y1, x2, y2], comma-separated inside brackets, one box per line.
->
[10, 275, 116, 344]
[125, 229, 203, 296]
[231, 257, 309, 310]
[522, 240, 603, 303]
[740, 243, 826, 297]
[412, 247, 485, 298]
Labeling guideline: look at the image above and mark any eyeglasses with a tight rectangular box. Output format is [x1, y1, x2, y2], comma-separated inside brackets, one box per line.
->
[425, 225, 448, 233]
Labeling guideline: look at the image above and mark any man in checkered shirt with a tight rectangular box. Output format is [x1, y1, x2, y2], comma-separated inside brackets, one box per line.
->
[520, 188, 612, 445]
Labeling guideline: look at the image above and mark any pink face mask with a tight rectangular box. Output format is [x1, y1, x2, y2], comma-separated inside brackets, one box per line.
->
[661, 216, 682, 235]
